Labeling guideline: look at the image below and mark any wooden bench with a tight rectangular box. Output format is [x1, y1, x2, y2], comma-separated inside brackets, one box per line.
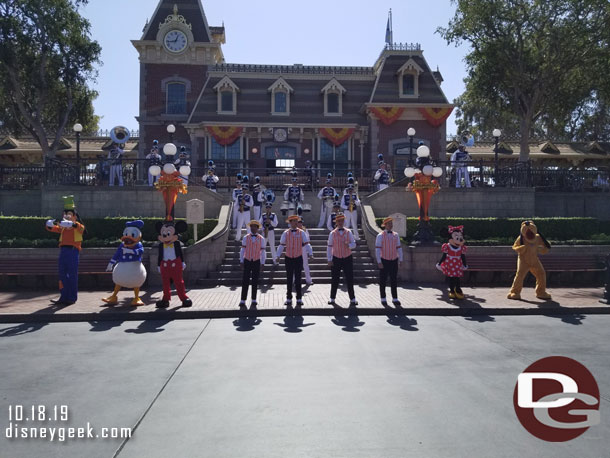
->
[0, 257, 111, 276]
[466, 253, 605, 284]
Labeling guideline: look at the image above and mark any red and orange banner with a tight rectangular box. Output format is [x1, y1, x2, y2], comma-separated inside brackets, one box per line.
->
[206, 126, 243, 146]
[370, 107, 405, 126]
[320, 127, 354, 147]
[418, 107, 454, 127]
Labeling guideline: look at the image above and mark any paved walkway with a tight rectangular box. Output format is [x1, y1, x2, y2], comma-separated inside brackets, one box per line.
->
[0, 283, 607, 322]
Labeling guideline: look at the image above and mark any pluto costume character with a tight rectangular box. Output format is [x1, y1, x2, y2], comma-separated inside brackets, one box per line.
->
[103, 220, 147, 306]
[507, 221, 552, 300]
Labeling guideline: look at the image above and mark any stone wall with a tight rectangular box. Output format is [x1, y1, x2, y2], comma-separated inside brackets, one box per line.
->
[0, 186, 227, 218]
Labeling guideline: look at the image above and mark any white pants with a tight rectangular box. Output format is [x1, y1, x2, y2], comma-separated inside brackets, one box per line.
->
[378, 183, 389, 191]
[148, 173, 158, 187]
[110, 165, 123, 186]
[318, 204, 329, 228]
[264, 230, 277, 264]
[344, 209, 359, 240]
[235, 210, 252, 241]
[302, 247, 311, 283]
[456, 167, 471, 188]
[252, 206, 262, 222]
[232, 206, 238, 229]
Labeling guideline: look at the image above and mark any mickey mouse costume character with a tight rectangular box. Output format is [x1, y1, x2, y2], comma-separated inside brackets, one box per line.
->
[436, 225, 468, 300]
[45, 195, 85, 305]
[102, 220, 147, 306]
[155, 220, 193, 308]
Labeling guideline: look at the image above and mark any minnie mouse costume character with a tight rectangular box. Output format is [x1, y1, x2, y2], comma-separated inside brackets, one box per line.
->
[155, 220, 192, 308]
[436, 225, 468, 300]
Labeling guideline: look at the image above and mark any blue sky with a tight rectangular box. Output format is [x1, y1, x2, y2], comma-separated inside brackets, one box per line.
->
[81, 0, 468, 135]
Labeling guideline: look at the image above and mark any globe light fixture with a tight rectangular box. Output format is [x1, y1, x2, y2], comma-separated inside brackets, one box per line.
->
[163, 143, 177, 156]
[179, 165, 191, 176]
[416, 145, 430, 158]
[432, 166, 443, 178]
[163, 163, 176, 175]
[422, 165, 434, 176]
[407, 127, 416, 137]
[404, 167, 415, 178]
[149, 165, 161, 177]
[72, 123, 83, 133]
[166, 124, 176, 134]
[493, 128, 502, 138]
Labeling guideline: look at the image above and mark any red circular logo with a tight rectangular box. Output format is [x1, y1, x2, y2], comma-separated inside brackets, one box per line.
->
[513, 356, 600, 442]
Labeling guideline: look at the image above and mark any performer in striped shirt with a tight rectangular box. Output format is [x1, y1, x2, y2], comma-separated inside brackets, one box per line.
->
[327, 214, 357, 306]
[375, 217, 403, 305]
[276, 215, 310, 306]
[239, 220, 266, 308]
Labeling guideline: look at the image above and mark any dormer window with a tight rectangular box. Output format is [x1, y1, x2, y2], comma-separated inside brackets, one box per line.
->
[397, 58, 423, 99]
[268, 77, 293, 116]
[321, 78, 346, 116]
[214, 76, 239, 115]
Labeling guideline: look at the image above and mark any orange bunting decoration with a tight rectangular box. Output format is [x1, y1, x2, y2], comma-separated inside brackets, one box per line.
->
[320, 128, 355, 146]
[155, 171, 188, 221]
[370, 107, 405, 126]
[206, 126, 243, 146]
[418, 107, 454, 127]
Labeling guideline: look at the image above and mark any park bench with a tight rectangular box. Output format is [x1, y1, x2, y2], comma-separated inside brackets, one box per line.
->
[466, 253, 606, 284]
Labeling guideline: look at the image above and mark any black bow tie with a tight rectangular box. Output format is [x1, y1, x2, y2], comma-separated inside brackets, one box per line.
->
[387, 231, 392, 234]
[291, 229, 297, 232]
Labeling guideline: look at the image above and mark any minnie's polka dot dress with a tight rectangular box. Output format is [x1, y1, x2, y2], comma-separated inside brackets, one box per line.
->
[440, 243, 467, 278]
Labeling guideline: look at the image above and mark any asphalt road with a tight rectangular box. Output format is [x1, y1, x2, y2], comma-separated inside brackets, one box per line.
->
[0, 314, 608, 458]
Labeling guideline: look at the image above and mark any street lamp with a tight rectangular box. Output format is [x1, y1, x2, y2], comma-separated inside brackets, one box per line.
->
[167, 124, 176, 142]
[493, 128, 502, 184]
[73, 123, 82, 166]
[407, 127, 416, 165]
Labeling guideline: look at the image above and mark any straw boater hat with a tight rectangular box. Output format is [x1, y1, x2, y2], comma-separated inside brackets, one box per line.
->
[249, 220, 261, 228]
[286, 215, 299, 223]
[335, 214, 345, 222]
[381, 217, 393, 228]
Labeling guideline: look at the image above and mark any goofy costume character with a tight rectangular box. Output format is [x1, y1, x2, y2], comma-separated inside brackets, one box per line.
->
[155, 220, 193, 308]
[45, 195, 85, 305]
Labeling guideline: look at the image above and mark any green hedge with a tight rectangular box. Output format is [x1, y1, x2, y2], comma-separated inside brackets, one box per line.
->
[0, 217, 218, 247]
[375, 217, 610, 243]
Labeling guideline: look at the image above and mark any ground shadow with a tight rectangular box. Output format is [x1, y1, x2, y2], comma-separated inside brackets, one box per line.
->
[381, 303, 419, 331]
[124, 319, 172, 334]
[0, 301, 73, 336]
[274, 306, 315, 333]
[331, 304, 365, 332]
[433, 286, 495, 323]
[233, 304, 263, 331]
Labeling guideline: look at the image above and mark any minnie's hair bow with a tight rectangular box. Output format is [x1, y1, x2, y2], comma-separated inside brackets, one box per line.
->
[448, 225, 464, 233]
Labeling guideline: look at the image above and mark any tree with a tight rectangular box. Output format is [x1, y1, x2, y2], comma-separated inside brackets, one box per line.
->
[0, 0, 101, 159]
[438, 0, 610, 161]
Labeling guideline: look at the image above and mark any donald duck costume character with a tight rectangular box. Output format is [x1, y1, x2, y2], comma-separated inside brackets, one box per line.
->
[102, 220, 147, 306]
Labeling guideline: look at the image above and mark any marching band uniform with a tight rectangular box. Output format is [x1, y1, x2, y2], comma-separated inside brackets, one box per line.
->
[341, 189, 361, 240]
[284, 182, 305, 216]
[317, 183, 336, 228]
[239, 221, 267, 307]
[276, 216, 310, 306]
[174, 149, 191, 185]
[146, 143, 162, 186]
[376, 217, 403, 305]
[231, 182, 243, 229]
[205, 172, 219, 192]
[451, 146, 472, 188]
[259, 204, 279, 265]
[252, 184, 264, 221]
[327, 216, 357, 306]
[108, 145, 124, 186]
[374, 167, 390, 191]
[235, 188, 254, 241]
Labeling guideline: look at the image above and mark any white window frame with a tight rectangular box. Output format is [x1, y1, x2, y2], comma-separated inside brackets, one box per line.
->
[208, 135, 243, 161]
[214, 75, 240, 115]
[397, 58, 423, 99]
[268, 77, 294, 116]
[321, 78, 346, 117]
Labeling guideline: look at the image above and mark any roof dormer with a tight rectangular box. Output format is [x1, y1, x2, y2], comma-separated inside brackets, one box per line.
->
[397, 58, 424, 99]
[268, 77, 294, 116]
[321, 78, 346, 116]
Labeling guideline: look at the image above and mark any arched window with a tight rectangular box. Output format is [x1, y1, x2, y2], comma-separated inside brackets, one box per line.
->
[166, 82, 187, 114]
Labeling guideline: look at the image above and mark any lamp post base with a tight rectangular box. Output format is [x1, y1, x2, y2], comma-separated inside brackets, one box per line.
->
[411, 220, 439, 246]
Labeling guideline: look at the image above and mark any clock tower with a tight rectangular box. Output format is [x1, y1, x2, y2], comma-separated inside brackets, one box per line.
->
[132, 0, 225, 167]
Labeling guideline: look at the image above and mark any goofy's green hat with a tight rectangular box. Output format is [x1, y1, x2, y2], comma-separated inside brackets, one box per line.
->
[63, 195, 76, 212]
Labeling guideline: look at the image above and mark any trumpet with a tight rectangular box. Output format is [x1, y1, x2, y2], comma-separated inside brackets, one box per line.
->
[239, 194, 245, 213]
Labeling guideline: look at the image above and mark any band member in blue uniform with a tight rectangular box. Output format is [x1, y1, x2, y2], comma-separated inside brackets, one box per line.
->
[317, 173, 336, 228]
[203, 160, 219, 192]
[146, 140, 162, 186]
[374, 154, 391, 191]
[284, 171, 305, 216]
[341, 178, 361, 240]
[174, 146, 191, 185]
[451, 142, 472, 188]
[259, 198, 279, 265]
[231, 174, 243, 229]
[108, 143, 124, 186]
[251, 176, 264, 221]
[235, 176, 254, 241]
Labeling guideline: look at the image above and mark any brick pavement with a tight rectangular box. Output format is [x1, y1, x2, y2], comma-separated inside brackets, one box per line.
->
[0, 283, 607, 323]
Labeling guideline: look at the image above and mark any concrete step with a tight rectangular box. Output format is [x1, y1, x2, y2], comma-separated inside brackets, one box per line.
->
[218, 261, 377, 269]
[197, 277, 377, 287]
[213, 270, 380, 279]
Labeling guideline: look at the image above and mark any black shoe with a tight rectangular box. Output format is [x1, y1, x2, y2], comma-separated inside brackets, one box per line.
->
[181, 298, 193, 308]
[156, 299, 170, 309]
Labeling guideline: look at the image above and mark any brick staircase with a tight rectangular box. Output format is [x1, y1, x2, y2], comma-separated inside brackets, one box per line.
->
[197, 227, 378, 287]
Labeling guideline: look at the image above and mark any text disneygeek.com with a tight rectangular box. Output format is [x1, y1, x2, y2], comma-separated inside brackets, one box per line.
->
[5, 405, 132, 442]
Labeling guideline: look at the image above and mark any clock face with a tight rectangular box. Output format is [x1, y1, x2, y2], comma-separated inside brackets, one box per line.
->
[274, 128, 287, 142]
[164, 30, 188, 53]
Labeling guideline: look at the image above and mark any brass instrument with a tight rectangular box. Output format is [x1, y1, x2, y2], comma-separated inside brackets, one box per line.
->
[239, 193, 245, 213]
[348, 181, 359, 212]
[110, 126, 130, 145]
[264, 214, 270, 238]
